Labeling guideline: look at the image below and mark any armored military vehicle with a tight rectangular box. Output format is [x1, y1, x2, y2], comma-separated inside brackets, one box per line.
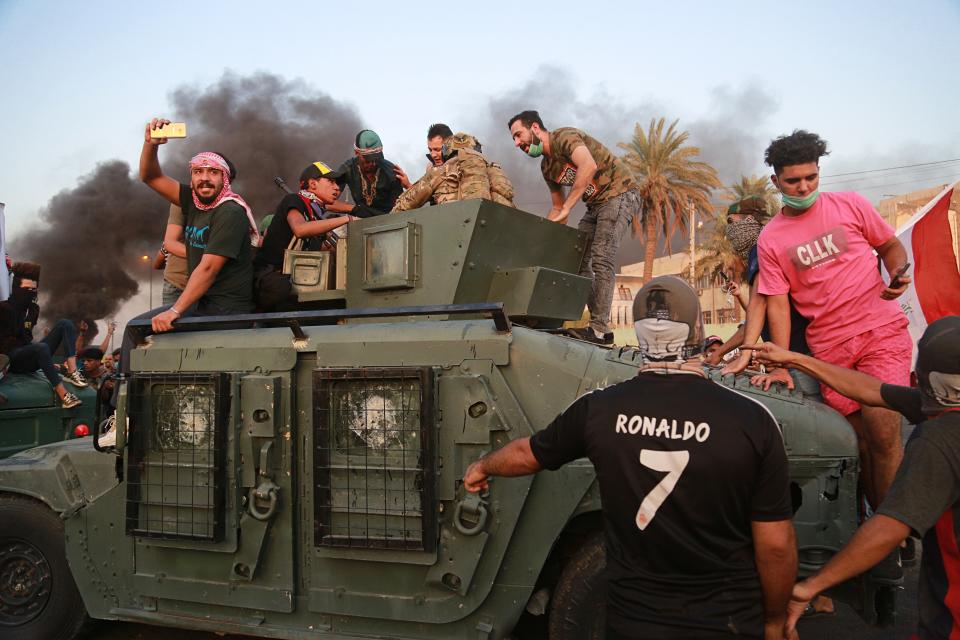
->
[0, 200, 896, 640]
[0, 365, 97, 459]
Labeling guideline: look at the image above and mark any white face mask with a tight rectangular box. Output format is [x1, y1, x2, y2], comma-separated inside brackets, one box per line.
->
[634, 318, 691, 361]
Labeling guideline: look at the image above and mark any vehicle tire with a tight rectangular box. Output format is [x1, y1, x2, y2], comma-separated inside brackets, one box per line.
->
[548, 531, 607, 640]
[0, 494, 91, 640]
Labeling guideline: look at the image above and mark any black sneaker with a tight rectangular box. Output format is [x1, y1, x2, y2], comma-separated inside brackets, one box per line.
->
[868, 547, 903, 582]
[565, 327, 614, 345]
[901, 536, 918, 568]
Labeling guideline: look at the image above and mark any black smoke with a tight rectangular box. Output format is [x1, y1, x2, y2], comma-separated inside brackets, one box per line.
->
[16, 161, 165, 321]
[163, 71, 363, 214]
[14, 71, 363, 324]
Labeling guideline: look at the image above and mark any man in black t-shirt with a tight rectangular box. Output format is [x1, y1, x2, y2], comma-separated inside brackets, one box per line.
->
[748, 316, 960, 640]
[254, 162, 353, 311]
[464, 276, 796, 639]
[139, 118, 258, 333]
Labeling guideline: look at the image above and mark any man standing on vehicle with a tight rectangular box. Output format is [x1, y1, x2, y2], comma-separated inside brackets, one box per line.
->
[139, 118, 259, 333]
[464, 276, 797, 639]
[742, 317, 960, 640]
[756, 130, 911, 511]
[508, 110, 641, 345]
[326, 130, 411, 217]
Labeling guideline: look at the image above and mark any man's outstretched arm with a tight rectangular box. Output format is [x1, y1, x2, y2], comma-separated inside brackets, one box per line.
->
[784, 515, 909, 636]
[463, 437, 541, 493]
[743, 342, 890, 409]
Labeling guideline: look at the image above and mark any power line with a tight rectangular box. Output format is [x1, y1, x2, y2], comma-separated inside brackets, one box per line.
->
[822, 158, 960, 178]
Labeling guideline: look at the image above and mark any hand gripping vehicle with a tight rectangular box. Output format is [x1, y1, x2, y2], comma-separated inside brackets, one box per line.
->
[0, 200, 898, 639]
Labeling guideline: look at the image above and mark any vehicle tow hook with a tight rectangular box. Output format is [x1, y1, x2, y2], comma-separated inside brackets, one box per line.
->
[453, 491, 489, 536]
[249, 479, 280, 521]
[248, 441, 280, 521]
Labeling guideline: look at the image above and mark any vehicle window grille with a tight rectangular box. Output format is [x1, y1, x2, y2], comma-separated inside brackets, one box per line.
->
[125, 372, 228, 541]
[313, 368, 436, 551]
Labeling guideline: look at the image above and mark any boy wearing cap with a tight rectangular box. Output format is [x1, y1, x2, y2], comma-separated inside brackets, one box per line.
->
[327, 130, 411, 217]
[254, 162, 354, 311]
[139, 118, 258, 333]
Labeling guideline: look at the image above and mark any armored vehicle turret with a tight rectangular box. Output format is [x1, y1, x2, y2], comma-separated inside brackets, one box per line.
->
[0, 200, 896, 639]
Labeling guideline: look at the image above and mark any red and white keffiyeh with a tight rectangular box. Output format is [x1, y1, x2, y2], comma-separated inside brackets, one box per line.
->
[189, 152, 261, 247]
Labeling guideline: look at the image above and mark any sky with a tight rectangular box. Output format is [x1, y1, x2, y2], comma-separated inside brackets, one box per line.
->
[1, 0, 959, 333]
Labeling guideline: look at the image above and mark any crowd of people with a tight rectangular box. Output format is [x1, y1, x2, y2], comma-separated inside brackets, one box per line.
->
[138, 110, 640, 342]
[2, 110, 955, 639]
[464, 130, 960, 639]
[0, 259, 119, 411]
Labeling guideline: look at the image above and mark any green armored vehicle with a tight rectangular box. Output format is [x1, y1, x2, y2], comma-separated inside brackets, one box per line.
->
[0, 201, 895, 639]
[0, 366, 97, 459]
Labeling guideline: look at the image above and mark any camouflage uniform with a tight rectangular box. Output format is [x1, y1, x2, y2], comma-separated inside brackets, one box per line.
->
[393, 133, 515, 212]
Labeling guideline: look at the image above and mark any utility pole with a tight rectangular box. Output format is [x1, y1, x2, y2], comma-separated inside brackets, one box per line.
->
[688, 200, 697, 287]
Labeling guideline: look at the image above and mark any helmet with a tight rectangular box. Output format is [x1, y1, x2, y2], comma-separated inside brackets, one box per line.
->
[632, 276, 703, 361]
[441, 132, 482, 162]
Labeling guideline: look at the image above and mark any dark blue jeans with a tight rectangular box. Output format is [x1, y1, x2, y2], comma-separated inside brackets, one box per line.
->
[8, 318, 78, 387]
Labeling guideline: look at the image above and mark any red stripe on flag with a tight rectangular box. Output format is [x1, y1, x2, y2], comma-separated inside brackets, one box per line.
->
[912, 188, 960, 323]
[934, 510, 960, 639]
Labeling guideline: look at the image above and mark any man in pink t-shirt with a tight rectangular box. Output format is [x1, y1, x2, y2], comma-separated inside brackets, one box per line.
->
[757, 130, 912, 510]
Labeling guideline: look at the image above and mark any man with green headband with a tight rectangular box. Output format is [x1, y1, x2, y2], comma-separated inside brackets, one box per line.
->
[508, 110, 640, 345]
[756, 129, 912, 518]
[327, 129, 411, 218]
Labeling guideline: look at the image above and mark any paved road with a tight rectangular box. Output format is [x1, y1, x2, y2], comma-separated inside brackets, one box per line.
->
[85, 560, 922, 639]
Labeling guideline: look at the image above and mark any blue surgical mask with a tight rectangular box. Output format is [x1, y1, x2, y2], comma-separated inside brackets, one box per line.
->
[781, 190, 820, 211]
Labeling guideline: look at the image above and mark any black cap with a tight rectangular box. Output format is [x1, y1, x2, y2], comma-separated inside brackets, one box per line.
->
[299, 161, 345, 187]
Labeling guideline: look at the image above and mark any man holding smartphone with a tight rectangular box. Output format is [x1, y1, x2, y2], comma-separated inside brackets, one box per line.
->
[755, 130, 912, 516]
[138, 117, 258, 333]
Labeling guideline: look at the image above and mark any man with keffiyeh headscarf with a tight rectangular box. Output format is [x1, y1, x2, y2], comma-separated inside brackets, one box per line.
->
[326, 129, 412, 218]
[137, 117, 257, 333]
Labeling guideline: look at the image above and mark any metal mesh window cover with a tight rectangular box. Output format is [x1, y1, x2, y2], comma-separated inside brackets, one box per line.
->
[125, 372, 228, 542]
[313, 368, 436, 551]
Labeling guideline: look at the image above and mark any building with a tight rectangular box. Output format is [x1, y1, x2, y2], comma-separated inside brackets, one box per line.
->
[610, 253, 743, 346]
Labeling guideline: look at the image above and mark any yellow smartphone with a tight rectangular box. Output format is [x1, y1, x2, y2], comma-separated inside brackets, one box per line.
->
[150, 122, 187, 138]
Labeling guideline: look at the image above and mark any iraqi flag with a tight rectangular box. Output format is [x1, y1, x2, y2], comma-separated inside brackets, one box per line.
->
[883, 182, 960, 356]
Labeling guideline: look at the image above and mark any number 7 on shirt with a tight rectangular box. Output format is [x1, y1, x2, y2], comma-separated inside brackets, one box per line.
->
[635, 450, 690, 531]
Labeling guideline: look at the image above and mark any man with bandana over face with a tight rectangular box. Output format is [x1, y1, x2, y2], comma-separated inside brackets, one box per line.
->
[744, 317, 960, 640]
[707, 197, 818, 398]
[0, 262, 87, 408]
[463, 276, 797, 639]
[507, 110, 641, 345]
[139, 118, 259, 333]
[755, 130, 912, 519]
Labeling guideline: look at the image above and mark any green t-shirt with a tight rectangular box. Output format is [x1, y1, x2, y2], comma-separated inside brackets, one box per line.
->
[540, 127, 637, 205]
[178, 184, 253, 313]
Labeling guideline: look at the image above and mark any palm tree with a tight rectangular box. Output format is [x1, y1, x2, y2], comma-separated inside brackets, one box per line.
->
[619, 118, 721, 282]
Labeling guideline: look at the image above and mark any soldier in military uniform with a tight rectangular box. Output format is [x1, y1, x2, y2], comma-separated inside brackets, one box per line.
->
[508, 110, 641, 345]
[392, 132, 515, 212]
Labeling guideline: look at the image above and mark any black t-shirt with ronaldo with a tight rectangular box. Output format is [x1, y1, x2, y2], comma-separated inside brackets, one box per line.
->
[530, 370, 792, 638]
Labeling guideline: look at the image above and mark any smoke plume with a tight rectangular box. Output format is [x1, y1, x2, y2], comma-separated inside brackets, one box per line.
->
[453, 67, 779, 266]
[15, 71, 363, 324]
[16, 161, 165, 322]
